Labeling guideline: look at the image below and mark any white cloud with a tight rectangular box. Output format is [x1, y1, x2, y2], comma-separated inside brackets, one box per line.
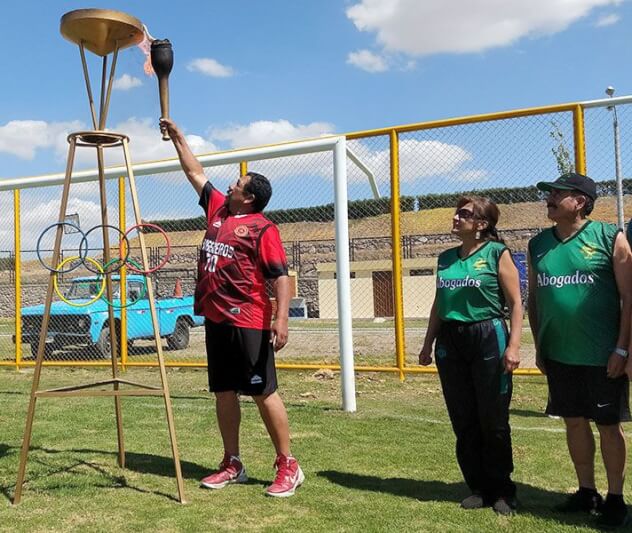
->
[595, 13, 621, 26]
[16, 195, 104, 249]
[113, 74, 143, 90]
[0, 120, 82, 160]
[187, 58, 235, 78]
[456, 169, 489, 182]
[346, 0, 621, 56]
[347, 139, 485, 184]
[210, 119, 336, 149]
[347, 49, 389, 72]
[65, 118, 218, 169]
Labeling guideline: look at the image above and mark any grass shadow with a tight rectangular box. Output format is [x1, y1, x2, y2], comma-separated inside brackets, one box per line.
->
[0, 445, 270, 504]
[509, 408, 549, 419]
[318, 470, 462, 502]
[318, 470, 603, 529]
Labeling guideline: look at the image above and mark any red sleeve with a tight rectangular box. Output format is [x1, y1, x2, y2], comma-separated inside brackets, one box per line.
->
[198, 181, 226, 221]
[258, 224, 288, 279]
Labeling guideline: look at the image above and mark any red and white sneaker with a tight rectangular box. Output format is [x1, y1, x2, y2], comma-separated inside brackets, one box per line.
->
[265, 454, 305, 497]
[200, 454, 247, 489]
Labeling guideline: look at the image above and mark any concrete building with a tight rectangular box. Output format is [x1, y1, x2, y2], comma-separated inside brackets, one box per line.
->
[317, 258, 437, 319]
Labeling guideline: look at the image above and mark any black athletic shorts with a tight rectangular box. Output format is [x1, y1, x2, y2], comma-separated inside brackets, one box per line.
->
[205, 319, 278, 396]
[545, 359, 631, 425]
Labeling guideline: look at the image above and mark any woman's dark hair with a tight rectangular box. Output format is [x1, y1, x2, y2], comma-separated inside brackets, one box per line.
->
[456, 195, 504, 243]
[244, 172, 272, 212]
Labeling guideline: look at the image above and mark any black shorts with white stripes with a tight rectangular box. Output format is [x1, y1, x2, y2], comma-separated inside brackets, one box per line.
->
[205, 319, 278, 396]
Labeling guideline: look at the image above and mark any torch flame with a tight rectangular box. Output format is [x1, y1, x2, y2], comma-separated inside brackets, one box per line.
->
[137, 24, 156, 76]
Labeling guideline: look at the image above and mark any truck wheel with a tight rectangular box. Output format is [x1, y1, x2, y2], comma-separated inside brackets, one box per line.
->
[96, 327, 112, 359]
[95, 325, 130, 358]
[167, 319, 190, 350]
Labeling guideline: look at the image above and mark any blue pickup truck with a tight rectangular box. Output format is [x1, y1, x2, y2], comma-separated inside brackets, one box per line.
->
[17, 275, 204, 358]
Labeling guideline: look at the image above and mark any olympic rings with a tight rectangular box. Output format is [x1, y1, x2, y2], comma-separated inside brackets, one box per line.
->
[37, 222, 88, 274]
[53, 256, 106, 307]
[121, 223, 171, 275]
[79, 225, 131, 275]
[98, 258, 148, 309]
[36, 221, 172, 276]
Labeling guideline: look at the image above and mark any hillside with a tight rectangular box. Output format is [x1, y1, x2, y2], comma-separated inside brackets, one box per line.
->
[135, 195, 631, 246]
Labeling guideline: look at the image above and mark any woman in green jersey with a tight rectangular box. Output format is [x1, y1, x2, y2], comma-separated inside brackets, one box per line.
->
[419, 196, 522, 515]
[528, 172, 632, 528]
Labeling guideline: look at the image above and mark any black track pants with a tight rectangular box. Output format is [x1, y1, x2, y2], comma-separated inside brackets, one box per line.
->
[435, 317, 516, 500]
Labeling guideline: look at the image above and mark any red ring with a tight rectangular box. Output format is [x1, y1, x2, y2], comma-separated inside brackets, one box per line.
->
[121, 223, 171, 274]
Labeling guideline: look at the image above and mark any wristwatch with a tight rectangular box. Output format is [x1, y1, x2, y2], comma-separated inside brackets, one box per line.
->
[614, 347, 629, 358]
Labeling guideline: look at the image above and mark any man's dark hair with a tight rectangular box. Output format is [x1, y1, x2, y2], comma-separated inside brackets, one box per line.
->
[571, 191, 595, 217]
[244, 172, 272, 212]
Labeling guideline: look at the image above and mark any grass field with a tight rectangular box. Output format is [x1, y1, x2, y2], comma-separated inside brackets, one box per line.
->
[0, 367, 628, 532]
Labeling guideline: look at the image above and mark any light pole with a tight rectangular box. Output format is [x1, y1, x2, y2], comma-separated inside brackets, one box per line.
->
[606, 86, 625, 229]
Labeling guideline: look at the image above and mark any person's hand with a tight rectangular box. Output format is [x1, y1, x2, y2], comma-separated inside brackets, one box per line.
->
[270, 317, 288, 351]
[535, 350, 546, 375]
[607, 351, 626, 379]
[159, 117, 181, 140]
[503, 345, 520, 373]
[419, 345, 433, 366]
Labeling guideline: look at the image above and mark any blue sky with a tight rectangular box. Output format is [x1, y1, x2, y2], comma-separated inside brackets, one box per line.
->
[1, 0, 631, 181]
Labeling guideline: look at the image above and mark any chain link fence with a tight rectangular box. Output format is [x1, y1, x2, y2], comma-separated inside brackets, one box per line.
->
[0, 99, 630, 373]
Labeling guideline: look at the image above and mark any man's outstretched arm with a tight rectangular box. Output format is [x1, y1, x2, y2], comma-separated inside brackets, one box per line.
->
[160, 118, 207, 195]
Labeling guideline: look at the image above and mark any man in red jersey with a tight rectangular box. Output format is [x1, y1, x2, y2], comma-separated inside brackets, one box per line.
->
[160, 118, 304, 498]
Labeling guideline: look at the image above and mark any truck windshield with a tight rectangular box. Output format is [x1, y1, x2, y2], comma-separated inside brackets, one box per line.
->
[66, 280, 121, 300]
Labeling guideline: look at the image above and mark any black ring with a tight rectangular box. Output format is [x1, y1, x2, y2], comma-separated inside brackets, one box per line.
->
[79, 225, 131, 274]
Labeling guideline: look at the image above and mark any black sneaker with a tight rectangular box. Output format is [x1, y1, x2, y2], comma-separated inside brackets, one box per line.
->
[461, 493, 485, 510]
[597, 497, 629, 529]
[492, 496, 517, 516]
[554, 489, 602, 514]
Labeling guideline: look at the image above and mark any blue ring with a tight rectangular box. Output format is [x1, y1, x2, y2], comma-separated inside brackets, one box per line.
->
[36, 222, 88, 274]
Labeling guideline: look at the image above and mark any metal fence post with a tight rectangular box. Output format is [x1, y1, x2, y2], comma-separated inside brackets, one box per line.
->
[389, 130, 406, 381]
[14, 189, 22, 370]
[573, 104, 587, 175]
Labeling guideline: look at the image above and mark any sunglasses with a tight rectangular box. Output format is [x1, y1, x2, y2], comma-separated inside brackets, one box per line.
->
[455, 208, 477, 220]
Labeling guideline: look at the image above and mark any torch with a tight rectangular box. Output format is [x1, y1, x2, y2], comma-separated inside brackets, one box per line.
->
[150, 39, 173, 141]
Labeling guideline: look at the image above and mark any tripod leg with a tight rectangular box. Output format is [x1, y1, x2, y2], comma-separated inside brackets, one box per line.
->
[14, 137, 77, 504]
[96, 144, 125, 468]
[121, 138, 186, 503]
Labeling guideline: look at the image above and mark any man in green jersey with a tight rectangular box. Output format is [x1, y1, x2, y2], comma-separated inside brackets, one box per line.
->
[528, 172, 632, 528]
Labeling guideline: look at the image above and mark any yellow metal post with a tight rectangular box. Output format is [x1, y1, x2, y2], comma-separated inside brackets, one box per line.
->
[389, 130, 406, 381]
[14, 189, 22, 370]
[119, 176, 128, 370]
[240, 161, 248, 176]
[573, 105, 587, 174]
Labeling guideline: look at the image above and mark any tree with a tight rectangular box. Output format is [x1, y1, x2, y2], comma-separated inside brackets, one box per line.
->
[549, 120, 574, 175]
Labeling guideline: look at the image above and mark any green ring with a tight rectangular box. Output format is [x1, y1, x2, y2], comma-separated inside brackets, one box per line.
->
[99, 259, 148, 309]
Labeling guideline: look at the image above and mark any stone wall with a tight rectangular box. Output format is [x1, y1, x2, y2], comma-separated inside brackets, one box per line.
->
[0, 228, 542, 318]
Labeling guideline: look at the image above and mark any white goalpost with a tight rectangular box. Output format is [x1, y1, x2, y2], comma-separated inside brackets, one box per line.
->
[1, 135, 358, 412]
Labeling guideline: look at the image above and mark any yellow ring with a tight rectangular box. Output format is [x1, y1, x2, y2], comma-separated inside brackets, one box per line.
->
[53, 256, 105, 307]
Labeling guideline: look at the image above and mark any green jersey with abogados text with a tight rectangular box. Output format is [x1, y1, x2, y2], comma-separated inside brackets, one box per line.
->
[528, 220, 621, 366]
[436, 240, 508, 323]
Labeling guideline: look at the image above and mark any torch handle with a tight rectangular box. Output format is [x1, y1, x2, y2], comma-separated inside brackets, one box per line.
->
[158, 75, 170, 141]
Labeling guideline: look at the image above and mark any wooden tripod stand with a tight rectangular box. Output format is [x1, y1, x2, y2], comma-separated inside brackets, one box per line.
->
[13, 9, 186, 505]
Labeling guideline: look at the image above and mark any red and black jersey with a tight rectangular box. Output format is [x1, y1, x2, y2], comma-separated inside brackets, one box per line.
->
[195, 182, 288, 329]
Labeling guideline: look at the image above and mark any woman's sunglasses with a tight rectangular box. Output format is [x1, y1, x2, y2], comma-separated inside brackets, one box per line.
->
[455, 208, 477, 220]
